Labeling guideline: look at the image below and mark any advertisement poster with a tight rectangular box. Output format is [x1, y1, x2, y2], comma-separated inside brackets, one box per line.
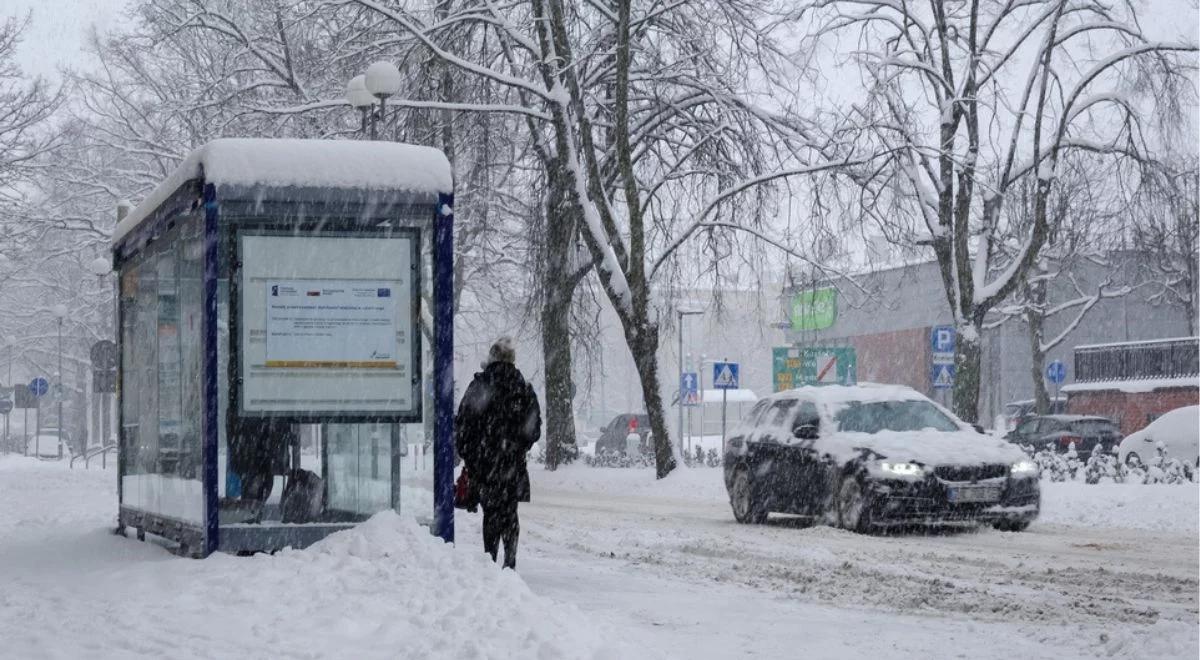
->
[265, 281, 400, 368]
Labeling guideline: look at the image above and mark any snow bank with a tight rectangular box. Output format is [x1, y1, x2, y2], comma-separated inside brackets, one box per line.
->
[1038, 482, 1199, 533]
[114, 138, 453, 244]
[0, 456, 625, 660]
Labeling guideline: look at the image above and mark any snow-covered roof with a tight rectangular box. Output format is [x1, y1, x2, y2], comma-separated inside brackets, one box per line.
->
[699, 388, 758, 404]
[1062, 376, 1200, 394]
[772, 383, 926, 404]
[1075, 336, 1198, 351]
[113, 138, 453, 245]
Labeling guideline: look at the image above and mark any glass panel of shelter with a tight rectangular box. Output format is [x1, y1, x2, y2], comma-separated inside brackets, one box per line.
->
[119, 215, 205, 524]
[215, 209, 435, 528]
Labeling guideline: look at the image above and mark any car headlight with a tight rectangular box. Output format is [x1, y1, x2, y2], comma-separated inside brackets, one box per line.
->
[1011, 460, 1038, 475]
[880, 462, 925, 477]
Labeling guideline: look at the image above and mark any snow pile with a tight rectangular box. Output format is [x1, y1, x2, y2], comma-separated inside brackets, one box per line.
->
[0, 456, 626, 660]
[1038, 481, 1199, 533]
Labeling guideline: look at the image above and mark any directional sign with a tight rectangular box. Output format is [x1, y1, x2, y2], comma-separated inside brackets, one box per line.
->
[680, 372, 700, 406]
[712, 362, 739, 390]
[931, 325, 956, 355]
[29, 378, 48, 398]
[1045, 360, 1067, 385]
[931, 363, 955, 389]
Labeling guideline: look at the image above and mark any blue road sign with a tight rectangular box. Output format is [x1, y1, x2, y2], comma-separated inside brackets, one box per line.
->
[680, 372, 700, 406]
[931, 325, 956, 355]
[1045, 360, 1067, 384]
[28, 377, 48, 398]
[712, 362, 740, 390]
[931, 363, 955, 389]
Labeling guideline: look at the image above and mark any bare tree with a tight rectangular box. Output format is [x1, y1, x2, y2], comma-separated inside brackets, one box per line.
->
[798, 0, 1197, 421]
[1130, 159, 1199, 335]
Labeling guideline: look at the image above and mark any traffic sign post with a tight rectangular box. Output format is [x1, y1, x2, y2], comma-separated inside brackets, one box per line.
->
[680, 372, 700, 407]
[1045, 359, 1067, 405]
[930, 326, 956, 397]
[712, 361, 739, 453]
[28, 378, 47, 457]
[931, 362, 955, 389]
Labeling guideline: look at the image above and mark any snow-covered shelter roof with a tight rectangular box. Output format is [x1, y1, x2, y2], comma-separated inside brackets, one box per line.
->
[113, 138, 453, 245]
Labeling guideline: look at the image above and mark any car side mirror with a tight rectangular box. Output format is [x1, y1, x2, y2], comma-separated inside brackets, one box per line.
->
[972, 424, 985, 435]
[794, 424, 819, 441]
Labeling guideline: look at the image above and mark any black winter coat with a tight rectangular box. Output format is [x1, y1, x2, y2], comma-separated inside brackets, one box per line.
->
[454, 362, 541, 506]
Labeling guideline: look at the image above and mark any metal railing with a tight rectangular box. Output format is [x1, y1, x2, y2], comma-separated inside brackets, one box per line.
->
[1075, 337, 1199, 383]
[70, 443, 118, 470]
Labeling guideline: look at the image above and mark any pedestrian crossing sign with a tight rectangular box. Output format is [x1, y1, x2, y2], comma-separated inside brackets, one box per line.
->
[713, 362, 739, 390]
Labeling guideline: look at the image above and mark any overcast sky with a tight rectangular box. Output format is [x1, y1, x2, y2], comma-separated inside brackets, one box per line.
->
[7, 0, 128, 80]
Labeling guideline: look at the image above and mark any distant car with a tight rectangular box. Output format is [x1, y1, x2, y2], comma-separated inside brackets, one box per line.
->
[1003, 398, 1067, 431]
[723, 384, 1039, 532]
[1116, 406, 1199, 468]
[1005, 415, 1121, 459]
[593, 413, 649, 455]
[26, 434, 68, 459]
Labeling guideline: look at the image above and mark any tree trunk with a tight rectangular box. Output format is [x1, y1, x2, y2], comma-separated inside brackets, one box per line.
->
[1026, 280, 1050, 415]
[540, 171, 580, 470]
[624, 320, 675, 477]
[952, 323, 983, 424]
[541, 291, 575, 470]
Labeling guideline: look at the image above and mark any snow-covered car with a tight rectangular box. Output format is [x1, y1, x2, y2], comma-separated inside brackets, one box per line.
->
[26, 434, 68, 459]
[1116, 405, 1199, 468]
[723, 384, 1039, 532]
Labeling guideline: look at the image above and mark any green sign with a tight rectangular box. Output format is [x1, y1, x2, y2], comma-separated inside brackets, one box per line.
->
[772, 346, 857, 392]
[791, 288, 837, 331]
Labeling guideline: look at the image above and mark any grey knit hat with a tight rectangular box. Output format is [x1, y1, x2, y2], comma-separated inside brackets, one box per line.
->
[487, 336, 517, 365]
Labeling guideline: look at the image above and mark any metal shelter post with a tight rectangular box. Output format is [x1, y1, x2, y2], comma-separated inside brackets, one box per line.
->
[433, 193, 455, 544]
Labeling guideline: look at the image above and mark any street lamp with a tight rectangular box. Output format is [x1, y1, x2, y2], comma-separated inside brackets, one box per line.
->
[345, 61, 402, 140]
[677, 307, 704, 458]
[4, 334, 14, 452]
[52, 303, 68, 459]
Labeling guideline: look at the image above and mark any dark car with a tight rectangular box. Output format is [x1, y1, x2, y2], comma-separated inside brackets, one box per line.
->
[1003, 398, 1067, 431]
[593, 414, 650, 455]
[723, 385, 1039, 533]
[1005, 415, 1121, 458]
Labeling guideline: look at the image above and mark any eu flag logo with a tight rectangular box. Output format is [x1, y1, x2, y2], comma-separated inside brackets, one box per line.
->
[377, 288, 391, 297]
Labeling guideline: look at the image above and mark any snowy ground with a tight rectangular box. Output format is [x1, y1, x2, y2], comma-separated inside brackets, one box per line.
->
[1, 456, 1196, 659]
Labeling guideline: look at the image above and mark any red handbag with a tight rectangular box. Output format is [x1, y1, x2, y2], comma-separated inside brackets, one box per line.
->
[454, 468, 477, 511]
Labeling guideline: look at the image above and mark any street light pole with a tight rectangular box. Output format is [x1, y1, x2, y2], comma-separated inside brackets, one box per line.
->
[677, 308, 703, 463]
[52, 304, 68, 460]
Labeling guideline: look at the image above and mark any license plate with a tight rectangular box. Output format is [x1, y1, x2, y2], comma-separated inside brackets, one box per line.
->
[948, 486, 1001, 503]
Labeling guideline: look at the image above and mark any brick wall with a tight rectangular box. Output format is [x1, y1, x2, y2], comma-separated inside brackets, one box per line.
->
[847, 327, 930, 395]
[1066, 387, 1200, 435]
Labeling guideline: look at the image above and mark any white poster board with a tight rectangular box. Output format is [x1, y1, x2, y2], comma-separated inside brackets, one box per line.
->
[239, 232, 419, 418]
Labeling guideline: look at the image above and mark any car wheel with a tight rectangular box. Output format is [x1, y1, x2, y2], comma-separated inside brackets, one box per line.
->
[837, 474, 873, 533]
[730, 467, 767, 524]
[1125, 452, 1141, 467]
[993, 519, 1031, 532]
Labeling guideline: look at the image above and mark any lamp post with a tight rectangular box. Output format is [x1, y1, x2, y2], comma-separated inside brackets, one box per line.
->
[52, 303, 68, 459]
[677, 308, 703, 460]
[344, 61, 402, 140]
[4, 335, 13, 452]
[89, 256, 113, 451]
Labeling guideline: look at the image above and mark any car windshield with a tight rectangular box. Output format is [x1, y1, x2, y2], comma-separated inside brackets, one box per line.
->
[1071, 420, 1119, 435]
[835, 400, 960, 434]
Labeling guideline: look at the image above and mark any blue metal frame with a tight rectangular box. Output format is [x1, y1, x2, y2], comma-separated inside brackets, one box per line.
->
[113, 157, 454, 555]
[202, 184, 221, 555]
[433, 193, 455, 544]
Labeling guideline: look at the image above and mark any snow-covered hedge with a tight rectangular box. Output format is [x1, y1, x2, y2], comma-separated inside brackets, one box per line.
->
[581, 447, 722, 468]
[1021, 444, 1196, 485]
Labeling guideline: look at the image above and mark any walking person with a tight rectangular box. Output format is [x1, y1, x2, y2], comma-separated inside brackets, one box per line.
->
[455, 337, 541, 569]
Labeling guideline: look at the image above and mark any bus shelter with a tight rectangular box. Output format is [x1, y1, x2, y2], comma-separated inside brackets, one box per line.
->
[110, 138, 456, 557]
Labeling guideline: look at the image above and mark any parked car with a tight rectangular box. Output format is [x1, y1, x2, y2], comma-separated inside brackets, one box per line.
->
[593, 413, 650, 455]
[723, 384, 1038, 532]
[1116, 405, 1199, 468]
[26, 434, 68, 459]
[1004, 414, 1121, 459]
[1002, 398, 1067, 431]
